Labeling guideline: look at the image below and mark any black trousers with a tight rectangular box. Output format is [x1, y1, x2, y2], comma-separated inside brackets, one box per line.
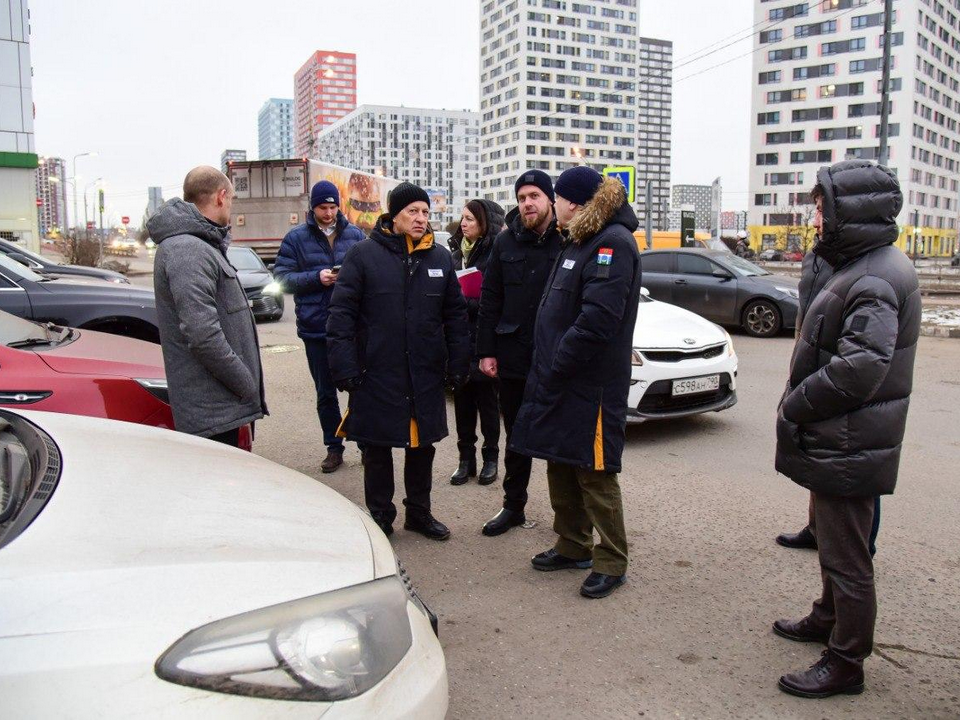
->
[363, 444, 435, 524]
[208, 427, 240, 447]
[808, 492, 877, 667]
[453, 379, 500, 462]
[499, 377, 532, 513]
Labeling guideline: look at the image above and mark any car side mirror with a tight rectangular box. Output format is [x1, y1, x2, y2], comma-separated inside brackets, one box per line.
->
[640, 286, 650, 297]
[267, 263, 275, 272]
[713, 269, 733, 280]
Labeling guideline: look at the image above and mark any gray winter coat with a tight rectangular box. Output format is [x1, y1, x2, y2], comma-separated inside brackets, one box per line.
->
[148, 199, 266, 437]
[775, 161, 920, 497]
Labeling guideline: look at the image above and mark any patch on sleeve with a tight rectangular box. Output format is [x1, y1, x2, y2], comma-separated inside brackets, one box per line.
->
[850, 314, 868, 332]
[597, 248, 613, 265]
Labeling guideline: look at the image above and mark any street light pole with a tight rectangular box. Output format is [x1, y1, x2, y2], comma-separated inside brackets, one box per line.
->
[71, 152, 96, 235]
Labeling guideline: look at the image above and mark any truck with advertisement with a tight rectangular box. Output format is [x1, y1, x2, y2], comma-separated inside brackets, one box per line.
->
[226, 159, 401, 262]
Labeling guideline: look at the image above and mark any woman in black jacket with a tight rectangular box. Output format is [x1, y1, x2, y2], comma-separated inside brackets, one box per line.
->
[449, 199, 505, 486]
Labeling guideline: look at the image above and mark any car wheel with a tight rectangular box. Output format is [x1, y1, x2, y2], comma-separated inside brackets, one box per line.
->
[742, 300, 782, 338]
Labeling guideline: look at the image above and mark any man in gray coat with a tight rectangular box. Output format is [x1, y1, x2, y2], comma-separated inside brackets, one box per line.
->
[149, 166, 266, 446]
[773, 160, 920, 699]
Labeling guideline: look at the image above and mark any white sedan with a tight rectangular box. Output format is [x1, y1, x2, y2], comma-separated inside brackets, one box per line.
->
[628, 289, 739, 422]
[0, 410, 447, 719]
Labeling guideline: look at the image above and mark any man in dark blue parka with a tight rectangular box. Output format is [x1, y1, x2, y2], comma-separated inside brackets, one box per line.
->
[511, 167, 641, 600]
[274, 181, 365, 473]
[327, 183, 469, 540]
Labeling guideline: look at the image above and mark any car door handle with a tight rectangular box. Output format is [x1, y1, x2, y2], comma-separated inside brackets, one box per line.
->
[674, 279, 687, 285]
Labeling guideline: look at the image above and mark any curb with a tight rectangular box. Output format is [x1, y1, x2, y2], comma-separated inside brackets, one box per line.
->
[921, 325, 960, 339]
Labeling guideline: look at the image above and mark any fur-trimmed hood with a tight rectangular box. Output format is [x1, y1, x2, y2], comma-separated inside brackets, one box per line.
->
[565, 177, 639, 244]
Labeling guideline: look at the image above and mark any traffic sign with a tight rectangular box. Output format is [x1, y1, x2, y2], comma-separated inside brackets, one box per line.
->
[35, 198, 42, 206]
[98, 189, 104, 212]
[121, 216, 130, 225]
[86, 221, 94, 230]
[602, 166, 635, 203]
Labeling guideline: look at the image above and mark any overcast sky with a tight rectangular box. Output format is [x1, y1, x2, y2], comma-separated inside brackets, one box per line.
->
[30, 0, 754, 224]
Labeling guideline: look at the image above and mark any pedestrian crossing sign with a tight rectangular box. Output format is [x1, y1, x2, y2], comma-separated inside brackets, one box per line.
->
[602, 166, 635, 203]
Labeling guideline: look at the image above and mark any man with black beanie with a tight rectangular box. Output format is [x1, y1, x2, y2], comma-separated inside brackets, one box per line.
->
[326, 182, 470, 540]
[476, 170, 563, 536]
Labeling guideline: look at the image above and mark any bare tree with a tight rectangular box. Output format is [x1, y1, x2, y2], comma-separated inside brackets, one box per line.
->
[773, 204, 817, 254]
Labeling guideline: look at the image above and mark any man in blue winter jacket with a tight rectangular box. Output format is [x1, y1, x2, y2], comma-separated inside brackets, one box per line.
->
[274, 180, 365, 473]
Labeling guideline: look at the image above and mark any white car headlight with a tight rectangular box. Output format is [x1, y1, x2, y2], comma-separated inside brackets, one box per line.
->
[775, 286, 799, 299]
[722, 328, 736, 356]
[155, 577, 413, 701]
[263, 281, 283, 295]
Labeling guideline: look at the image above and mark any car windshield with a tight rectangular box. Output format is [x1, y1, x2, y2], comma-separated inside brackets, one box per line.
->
[227, 247, 265, 271]
[0, 253, 45, 282]
[0, 310, 48, 346]
[721, 255, 771, 277]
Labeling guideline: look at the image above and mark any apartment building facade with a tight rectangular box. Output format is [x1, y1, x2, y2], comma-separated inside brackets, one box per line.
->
[294, 51, 357, 158]
[258, 98, 294, 160]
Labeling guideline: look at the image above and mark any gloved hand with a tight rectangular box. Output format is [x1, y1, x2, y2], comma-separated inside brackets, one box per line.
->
[446, 374, 467, 392]
[337, 376, 363, 392]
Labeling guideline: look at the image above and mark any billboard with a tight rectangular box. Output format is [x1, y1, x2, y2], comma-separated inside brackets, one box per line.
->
[310, 165, 401, 232]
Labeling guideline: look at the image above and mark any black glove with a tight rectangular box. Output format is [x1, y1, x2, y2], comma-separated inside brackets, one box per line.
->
[446, 374, 467, 392]
[337, 376, 363, 392]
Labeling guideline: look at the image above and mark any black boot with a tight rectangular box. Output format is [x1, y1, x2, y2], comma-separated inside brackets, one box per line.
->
[450, 458, 476, 486]
[482, 507, 525, 536]
[776, 526, 818, 550]
[404, 512, 451, 541]
[478, 459, 498, 486]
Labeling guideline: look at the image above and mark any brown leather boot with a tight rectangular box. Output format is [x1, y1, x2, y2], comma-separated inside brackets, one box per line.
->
[778, 650, 865, 699]
[321, 449, 344, 474]
[773, 616, 831, 644]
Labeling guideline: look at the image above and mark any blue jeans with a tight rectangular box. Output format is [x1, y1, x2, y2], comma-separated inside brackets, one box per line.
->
[304, 338, 344, 452]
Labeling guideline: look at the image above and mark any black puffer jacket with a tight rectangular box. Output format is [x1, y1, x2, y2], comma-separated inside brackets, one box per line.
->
[326, 215, 470, 447]
[510, 178, 641, 473]
[475, 208, 563, 379]
[776, 161, 921, 497]
[450, 199, 505, 382]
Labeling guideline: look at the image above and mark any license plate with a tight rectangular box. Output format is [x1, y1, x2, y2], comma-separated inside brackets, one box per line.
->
[672, 375, 720, 396]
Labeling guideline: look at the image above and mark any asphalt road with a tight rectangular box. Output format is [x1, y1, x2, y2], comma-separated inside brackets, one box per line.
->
[244, 300, 960, 719]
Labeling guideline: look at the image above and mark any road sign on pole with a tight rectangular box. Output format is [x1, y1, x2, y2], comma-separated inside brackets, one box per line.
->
[86, 221, 94, 230]
[121, 216, 130, 225]
[98, 189, 105, 213]
[602, 166, 636, 203]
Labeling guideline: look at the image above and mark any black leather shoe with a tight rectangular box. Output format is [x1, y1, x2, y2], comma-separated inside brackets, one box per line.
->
[371, 514, 393, 537]
[450, 459, 476, 486]
[580, 572, 626, 598]
[778, 651, 865, 699]
[404, 513, 451, 541]
[531, 548, 593, 572]
[478, 460, 498, 485]
[773, 617, 831, 644]
[482, 508, 525, 536]
[776, 526, 818, 550]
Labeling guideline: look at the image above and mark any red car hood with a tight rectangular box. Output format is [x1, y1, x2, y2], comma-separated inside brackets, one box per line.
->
[37, 328, 165, 378]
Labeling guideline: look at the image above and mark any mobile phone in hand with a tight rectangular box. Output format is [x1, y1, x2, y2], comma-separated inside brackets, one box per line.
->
[331, 265, 342, 274]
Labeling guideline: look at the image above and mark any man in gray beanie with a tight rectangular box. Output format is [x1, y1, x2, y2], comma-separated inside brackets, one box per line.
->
[327, 182, 470, 540]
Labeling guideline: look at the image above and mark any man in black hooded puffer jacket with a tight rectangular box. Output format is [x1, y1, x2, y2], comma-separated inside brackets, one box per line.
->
[773, 160, 921, 699]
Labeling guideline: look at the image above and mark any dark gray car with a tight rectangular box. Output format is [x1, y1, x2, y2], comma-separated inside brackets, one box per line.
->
[0, 239, 129, 284]
[639, 248, 799, 337]
[226, 246, 284, 322]
[0, 253, 158, 342]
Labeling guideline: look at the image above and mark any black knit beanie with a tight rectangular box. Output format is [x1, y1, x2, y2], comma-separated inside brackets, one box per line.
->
[554, 166, 604, 206]
[388, 182, 431, 218]
[514, 169, 555, 203]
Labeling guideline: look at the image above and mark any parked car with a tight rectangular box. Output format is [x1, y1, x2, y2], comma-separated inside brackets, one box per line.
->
[758, 249, 783, 262]
[0, 238, 129, 284]
[639, 249, 799, 337]
[0, 253, 159, 343]
[782, 250, 804, 263]
[0, 409, 448, 719]
[629, 288, 738, 421]
[0, 310, 251, 449]
[226, 245, 285, 322]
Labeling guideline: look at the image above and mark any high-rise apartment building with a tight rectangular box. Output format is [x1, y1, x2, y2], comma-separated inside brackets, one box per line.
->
[637, 36, 673, 230]
[479, 0, 642, 206]
[258, 98, 294, 160]
[748, 0, 960, 257]
[1, 0, 39, 249]
[221, 149, 247, 174]
[315, 104, 480, 227]
[35, 156, 67, 236]
[294, 50, 357, 157]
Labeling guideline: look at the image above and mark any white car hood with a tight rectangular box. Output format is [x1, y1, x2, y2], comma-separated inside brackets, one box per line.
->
[634, 299, 726, 350]
[0, 411, 378, 647]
